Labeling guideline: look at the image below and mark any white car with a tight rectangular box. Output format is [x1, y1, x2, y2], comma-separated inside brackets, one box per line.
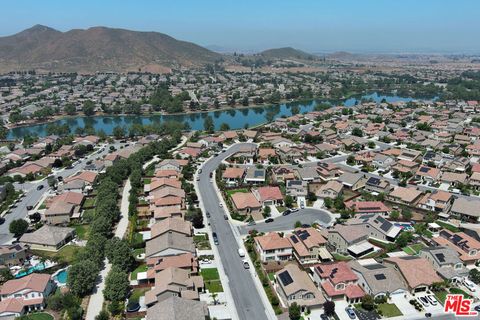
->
[426, 295, 437, 306]
[463, 279, 476, 292]
[219, 202, 223, 207]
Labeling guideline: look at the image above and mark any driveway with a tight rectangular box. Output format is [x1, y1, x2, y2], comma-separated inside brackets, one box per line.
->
[238, 208, 334, 235]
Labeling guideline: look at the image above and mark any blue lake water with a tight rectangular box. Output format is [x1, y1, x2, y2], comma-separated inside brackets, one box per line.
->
[7, 93, 416, 139]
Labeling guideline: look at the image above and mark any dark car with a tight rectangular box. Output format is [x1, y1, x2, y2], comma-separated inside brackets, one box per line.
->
[282, 209, 292, 216]
[206, 212, 211, 218]
[265, 218, 274, 223]
[474, 305, 480, 312]
[0, 217, 5, 225]
[320, 314, 329, 320]
[224, 214, 228, 220]
[36, 185, 44, 191]
[212, 232, 219, 245]
[301, 224, 310, 228]
[425, 313, 432, 318]
[26, 205, 33, 211]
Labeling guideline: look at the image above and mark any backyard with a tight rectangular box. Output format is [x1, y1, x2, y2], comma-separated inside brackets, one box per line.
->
[402, 243, 426, 255]
[32, 245, 83, 264]
[200, 268, 224, 293]
[83, 197, 96, 208]
[21, 313, 54, 320]
[72, 224, 90, 240]
[193, 233, 211, 250]
[131, 264, 148, 280]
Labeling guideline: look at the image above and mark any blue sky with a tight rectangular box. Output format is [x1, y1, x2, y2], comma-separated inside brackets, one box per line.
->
[1, 0, 479, 53]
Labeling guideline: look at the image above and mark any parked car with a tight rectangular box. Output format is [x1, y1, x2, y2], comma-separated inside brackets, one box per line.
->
[212, 232, 219, 245]
[242, 260, 250, 269]
[426, 295, 437, 306]
[320, 314, 329, 320]
[206, 212, 211, 218]
[219, 202, 223, 207]
[224, 214, 228, 220]
[36, 185, 44, 191]
[345, 307, 356, 319]
[26, 205, 33, 211]
[474, 305, 480, 312]
[291, 208, 299, 212]
[265, 218, 274, 223]
[0, 217, 5, 225]
[300, 201, 305, 209]
[418, 297, 429, 307]
[464, 279, 476, 292]
[425, 313, 432, 318]
[282, 209, 292, 216]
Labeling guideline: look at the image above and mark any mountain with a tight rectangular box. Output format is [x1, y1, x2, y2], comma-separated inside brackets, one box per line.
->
[259, 47, 317, 60]
[0, 25, 222, 73]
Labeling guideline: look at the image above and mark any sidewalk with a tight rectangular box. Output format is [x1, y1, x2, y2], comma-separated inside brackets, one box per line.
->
[85, 179, 131, 320]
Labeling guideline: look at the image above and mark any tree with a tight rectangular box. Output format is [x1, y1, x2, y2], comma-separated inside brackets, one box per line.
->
[323, 300, 335, 316]
[9, 219, 28, 236]
[263, 206, 271, 217]
[395, 232, 414, 248]
[288, 302, 301, 320]
[368, 141, 376, 149]
[390, 210, 400, 220]
[112, 126, 125, 139]
[294, 221, 302, 228]
[0, 268, 13, 285]
[469, 269, 480, 284]
[401, 207, 412, 220]
[204, 116, 214, 133]
[67, 260, 99, 297]
[219, 123, 230, 131]
[361, 294, 375, 311]
[285, 195, 294, 208]
[352, 127, 364, 137]
[103, 266, 130, 302]
[95, 310, 109, 320]
[83, 100, 96, 116]
[346, 155, 355, 165]
[105, 237, 134, 271]
[65, 104, 77, 115]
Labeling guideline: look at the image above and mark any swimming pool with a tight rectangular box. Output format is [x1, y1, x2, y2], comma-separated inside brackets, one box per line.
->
[15, 263, 46, 278]
[54, 269, 68, 285]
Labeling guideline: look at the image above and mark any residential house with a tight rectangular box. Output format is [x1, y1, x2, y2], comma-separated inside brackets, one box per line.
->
[316, 163, 342, 181]
[346, 214, 401, 243]
[0, 244, 28, 267]
[150, 218, 192, 239]
[337, 172, 366, 191]
[327, 225, 370, 256]
[63, 171, 97, 186]
[288, 228, 331, 265]
[310, 181, 343, 199]
[383, 256, 442, 293]
[419, 246, 469, 283]
[440, 172, 468, 187]
[244, 166, 266, 184]
[387, 186, 423, 206]
[450, 198, 480, 222]
[145, 233, 195, 259]
[19, 225, 75, 252]
[230, 192, 262, 216]
[432, 230, 480, 266]
[313, 262, 365, 303]
[364, 177, 391, 194]
[145, 296, 209, 320]
[0, 274, 55, 318]
[415, 166, 441, 184]
[272, 166, 295, 183]
[349, 260, 407, 299]
[222, 167, 245, 187]
[417, 191, 453, 213]
[372, 154, 395, 170]
[275, 264, 325, 311]
[252, 186, 283, 207]
[286, 180, 308, 200]
[345, 201, 391, 217]
[254, 232, 293, 262]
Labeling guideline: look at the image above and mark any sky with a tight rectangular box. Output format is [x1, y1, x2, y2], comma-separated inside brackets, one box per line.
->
[1, 0, 479, 54]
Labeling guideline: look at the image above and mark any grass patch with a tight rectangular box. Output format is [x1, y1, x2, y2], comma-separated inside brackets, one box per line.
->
[132, 232, 144, 246]
[38, 202, 47, 210]
[409, 243, 425, 253]
[133, 248, 145, 258]
[139, 199, 149, 205]
[143, 178, 152, 184]
[276, 206, 286, 213]
[22, 312, 54, 320]
[83, 197, 96, 208]
[194, 234, 211, 250]
[435, 290, 449, 305]
[377, 303, 402, 318]
[449, 288, 472, 299]
[435, 220, 460, 233]
[268, 272, 275, 281]
[201, 267, 223, 293]
[32, 245, 83, 264]
[226, 188, 249, 196]
[402, 247, 416, 255]
[130, 287, 149, 303]
[332, 253, 352, 261]
[72, 224, 90, 240]
[131, 264, 148, 280]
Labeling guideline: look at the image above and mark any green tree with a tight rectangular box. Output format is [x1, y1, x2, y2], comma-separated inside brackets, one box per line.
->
[285, 195, 294, 208]
[361, 294, 375, 311]
[68, 260, 99, 297]
[95, 310, 109, 320]
[288, 302, 301, 320]
[469, 268, 480, 284]
[401, 208, 412, 220]
[9, 219, 29, 237]
[395, 232, 414, 248]
[204, 116, 214, 133]
[64, 104, 77, 115]
[112, 126, 125, 139]
[323, 300, 335, 316]
[390, 210, 400, 220]
[352, 127, 364, 137]
[105, 237, 134, 271]
[219, 123, 230, 131]
[103, 266, 130, 301]
[263, 206, 271, 217]
[83, 100, 96, 116]
[294, 221, 302, 228]
[346, 155, 355, 165]
[0, 268, 13, 285]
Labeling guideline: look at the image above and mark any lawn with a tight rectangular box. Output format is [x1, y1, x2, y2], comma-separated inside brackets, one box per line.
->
[130, 288, 149, 303]
[23, 313, 54, 320]
[32, 245, 83, 264]
[131, 264, 148, 280]
[268, 272, 275, 281]
[201, 268, 224, 293]
[143, 178, 152, 184]
[435, 220, 460, 233]
[332, 253, 352, 261]
[402, 243, 425, 255]
[83, 197, 96, 208]
[449, 288, 472, 299]
[193, 234, 211, 250]
[377, 303, 402, 318]
[73, 224, 90, 240]
[434, 290, 449, 305]
[226, 188, 248, 196]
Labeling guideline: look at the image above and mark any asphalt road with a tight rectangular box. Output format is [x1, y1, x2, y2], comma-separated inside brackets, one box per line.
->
[238, 208, 334, 235]
[0, 142, 123, 244]
[197, 143, 272, 320]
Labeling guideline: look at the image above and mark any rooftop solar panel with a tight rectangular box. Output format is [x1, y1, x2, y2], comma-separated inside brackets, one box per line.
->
[435, 253, 446, 263]
[290, 235, 299, 243]
[278, 271, 293, 286]
[374, 274, 386, 280]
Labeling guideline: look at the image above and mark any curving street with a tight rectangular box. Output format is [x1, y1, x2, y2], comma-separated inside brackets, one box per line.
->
[196, 143, 275, 320]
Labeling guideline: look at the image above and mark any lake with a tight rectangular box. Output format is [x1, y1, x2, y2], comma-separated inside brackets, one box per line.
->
[7, 93, 416, 139]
